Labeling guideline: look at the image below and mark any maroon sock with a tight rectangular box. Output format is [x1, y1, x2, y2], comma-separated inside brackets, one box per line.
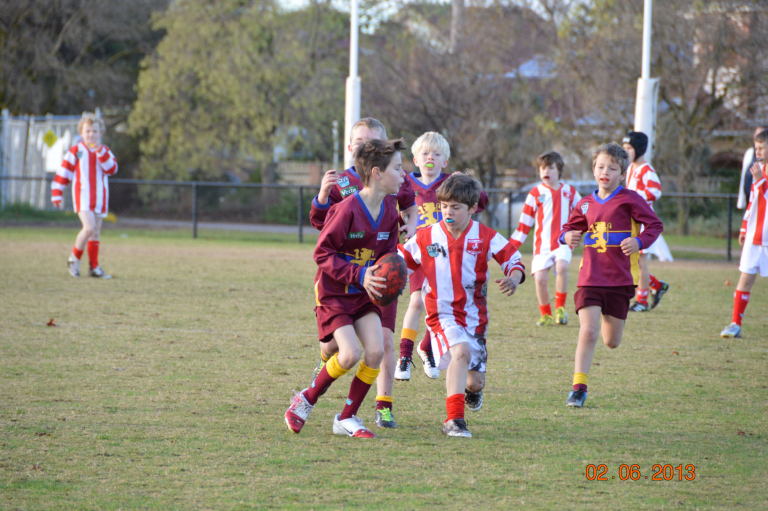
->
[399, 339, 414, 359]
[303, 365, 337, 405]
[339, 376, 372, 420]
[376, 399, 392, 411]
[418, 331, 431, 352]
[572, 383, 588, 392]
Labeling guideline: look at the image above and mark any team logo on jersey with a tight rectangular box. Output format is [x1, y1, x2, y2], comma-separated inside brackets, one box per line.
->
[377, 232, 390, 241]
[348, 231, 364, 239]
[588, 221, 611, 253]
[347, 247, 375, 266]
[426, 243, 447, 258]
[418, 202, 440, 226]
[340, 186, 358, 197]
[338, 176, 350, 188]
[581, 203, 589, 214]
[466, 238, 482, 255]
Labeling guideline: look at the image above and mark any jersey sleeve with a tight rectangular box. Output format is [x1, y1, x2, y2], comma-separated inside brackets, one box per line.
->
[51, 147, 77, 205]
[98, 145, 118, 176]
[313, 204, 364, 288]
[490, 231, 526, 282]
[398, 231, 423, 271]
[510, 191, 537, 248]
[396, 177, 416, 210]
[641, 168, 662, 203]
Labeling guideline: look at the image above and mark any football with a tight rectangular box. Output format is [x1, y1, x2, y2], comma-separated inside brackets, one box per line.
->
[370, 252, 407, 306]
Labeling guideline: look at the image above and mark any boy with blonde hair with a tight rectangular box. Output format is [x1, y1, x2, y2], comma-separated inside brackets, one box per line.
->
[51, 112, 118, 278]
[510, 151, 581, 326]
[720, 129, 768, 338]
[560, 143, 663, 408]
[399, 173, 525, 437]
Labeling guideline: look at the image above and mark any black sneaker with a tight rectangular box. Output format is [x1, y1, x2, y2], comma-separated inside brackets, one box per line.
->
[566, 389, 587, 408]
[629, 301, 649, 312]
[464, 389, 484, 411]
[442, 418, 472, 437]
[650, 281, 670, 309]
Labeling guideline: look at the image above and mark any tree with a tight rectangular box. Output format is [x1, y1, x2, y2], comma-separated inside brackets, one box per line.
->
[0, 0, 168, 114]
[128, 0, 348, 181]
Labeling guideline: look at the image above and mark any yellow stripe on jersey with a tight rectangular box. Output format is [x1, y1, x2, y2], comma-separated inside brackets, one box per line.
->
[356, 361, 380, 384]
[326, 354, 349, 379]
[629, 219, 641, 285]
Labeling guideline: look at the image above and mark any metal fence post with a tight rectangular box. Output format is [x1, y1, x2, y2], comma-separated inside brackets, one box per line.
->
[297, 186, 304, 244]
[192, 182, 198, 239]
[726, 196, 733, 262]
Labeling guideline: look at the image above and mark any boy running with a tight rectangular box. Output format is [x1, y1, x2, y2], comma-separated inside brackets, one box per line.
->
[399, 173, 525, 437]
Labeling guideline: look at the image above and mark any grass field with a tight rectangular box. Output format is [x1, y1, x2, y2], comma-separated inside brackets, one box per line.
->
[1, 226, 766, 510]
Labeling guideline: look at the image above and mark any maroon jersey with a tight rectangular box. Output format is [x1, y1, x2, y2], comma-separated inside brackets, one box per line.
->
[310, 166, 415, 230]
[314, 192, 400, 309]
[407, 172, 488, 229]
[561, 186, 662, 287]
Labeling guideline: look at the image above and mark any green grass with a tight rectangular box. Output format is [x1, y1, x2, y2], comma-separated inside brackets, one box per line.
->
[1, 227, 766, 510]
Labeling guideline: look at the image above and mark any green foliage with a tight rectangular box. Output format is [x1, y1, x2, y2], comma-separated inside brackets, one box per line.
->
[129, 0, 347, 181]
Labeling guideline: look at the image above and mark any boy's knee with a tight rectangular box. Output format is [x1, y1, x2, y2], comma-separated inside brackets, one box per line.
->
[366, 346, 384, 366]
[466, 380, 484, 393]
[337, 349, 361, 369]
[603, 338, 621, 349]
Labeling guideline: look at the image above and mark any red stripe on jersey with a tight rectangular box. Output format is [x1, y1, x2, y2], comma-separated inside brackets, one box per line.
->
[473, 232, 490, 336]
[74, 160, 82, 212]
[755, 188, 765, 245]
[88, 151, 97, 210]
[53, 175, 69, 185]
[532, 189, 543, 254]
[549, 186, 562, 252]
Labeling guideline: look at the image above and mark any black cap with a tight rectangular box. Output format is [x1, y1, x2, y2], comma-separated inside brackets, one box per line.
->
[622, 131, 648, 160]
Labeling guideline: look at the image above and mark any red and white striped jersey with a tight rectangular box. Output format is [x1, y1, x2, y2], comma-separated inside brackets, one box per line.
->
[626, 162, 662, 206]
[399, 220, 525, 339]
[510, 183, 581, 255]
[740, 164, 768, 246]
[51, 143, 118, 214]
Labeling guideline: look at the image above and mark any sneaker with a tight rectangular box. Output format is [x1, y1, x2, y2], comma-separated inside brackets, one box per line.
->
[394, 356, 412, 381]
[67, 255, 80, 277]
[442, 418, 472, 438]
[650, 281, 670, 309]
[720, 322, 742, 339]
[89, 266, 112, 279]
[566, 389, 587, 408]
[374, 408, 397, 428]
[629, 301, 649, 312]
[284, 391, 314, 433]
[416, 346, 440, 379]
[536, 314, 554, 326]
[333, 414, 375, 438]
[464, 389, 484, 412]
[554, 307, 568, 325]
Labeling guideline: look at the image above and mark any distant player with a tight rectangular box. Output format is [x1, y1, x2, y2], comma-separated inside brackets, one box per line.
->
[622, 131, 671, 311]
[720, 129, 768, 339]
[308, 117, 417, 429]
[399, 173, 525, 437]
[560, 143, 663, 408]
[51, 112, 118, 279]
[284, 139, 406, 438]
[510, 151, 581, 326]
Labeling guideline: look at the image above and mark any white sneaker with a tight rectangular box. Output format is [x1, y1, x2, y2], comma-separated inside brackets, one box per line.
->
[67, 255, 80, 277]
[394, 356, 412, 381]
[416, 346, 440, 379]
[332, 414, 375, 438]
[720, 322, 742, 339]
[442, 418, 472, 438]
[89, 266, 112, 279]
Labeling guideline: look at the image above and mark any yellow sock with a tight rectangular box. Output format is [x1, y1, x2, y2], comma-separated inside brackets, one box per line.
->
[326, 353, 349, 379]
[320, 350, 331, 363]
[375, 395, 393, 404]
[573, 372, 588, 386]
[400, 328, 417, 341]
[356, 361, 380, 385]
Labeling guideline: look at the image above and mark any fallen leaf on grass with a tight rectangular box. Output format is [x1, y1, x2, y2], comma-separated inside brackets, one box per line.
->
[46, 318, 57, 327]
[724, 280, 732, 287]
[671, 351, 679, 355]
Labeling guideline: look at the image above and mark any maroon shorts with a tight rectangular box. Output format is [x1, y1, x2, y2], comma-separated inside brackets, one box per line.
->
[574, 285, 635, 320]
[380, 301, 397, 332]
[315, 302, 381, 343]
[408, 267, 425, 294]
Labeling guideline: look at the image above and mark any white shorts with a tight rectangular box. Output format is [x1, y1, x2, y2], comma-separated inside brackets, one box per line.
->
[429, 324, 487, 374]
[739, 244, 768, 277]
[531, 245, 572, 274]
[641, 233, 674, 262]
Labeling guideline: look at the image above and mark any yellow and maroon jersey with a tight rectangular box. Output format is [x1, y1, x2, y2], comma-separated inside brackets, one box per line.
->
[313, 192, 399, 308]
[561, 186, 663, 287]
